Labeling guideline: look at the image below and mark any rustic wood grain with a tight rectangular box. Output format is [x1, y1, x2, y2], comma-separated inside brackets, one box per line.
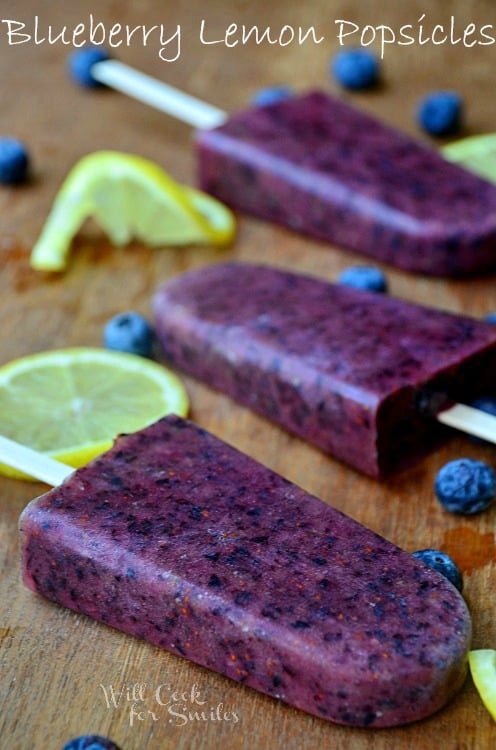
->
[1, 1, 495, 748]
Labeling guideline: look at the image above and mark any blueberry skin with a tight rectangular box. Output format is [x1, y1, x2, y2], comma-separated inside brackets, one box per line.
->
[417, 91, 462, 136]
[470, 395, 496, 418]
[0, 137, 29, 184]
[67, 46, 111, 87]
[104, 312, 155, 358]
[412, 549, 463, 593]
[331, 49, 379, 90]
[62, 736, 121, 750]
[435, 458, 496, 514]
[337, 265, 388, 293]
[468, 395, 496, 444]
[251, 86, 293, 107]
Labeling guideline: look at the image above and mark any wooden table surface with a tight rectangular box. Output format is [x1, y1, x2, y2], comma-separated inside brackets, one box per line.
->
[1, 1, 496, 748]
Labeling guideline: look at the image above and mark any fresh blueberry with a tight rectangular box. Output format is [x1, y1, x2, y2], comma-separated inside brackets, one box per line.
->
[417, 91, 462, 136]
[62, 736, 122, 750]
[251, 86, 293, 107]
[470, 395, 496, 418]
[331, 49, 379, 90]
[484, 311, 496, 324]
[67, 46, 111, 87]
[103, 312, 155, 358]
[434, 458, 496, 514]
[337, 265, 388, 293]
[0, 137, 29, 184]
[467, 395, 496, 444]
[412, 549, 463, 592]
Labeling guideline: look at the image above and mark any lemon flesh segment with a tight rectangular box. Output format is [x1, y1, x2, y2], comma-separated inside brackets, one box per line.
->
[30, 151, 236, 272]
[442, 134, 496, 184]
[469, 649, 496, 721]
[0, 347, 189, 481]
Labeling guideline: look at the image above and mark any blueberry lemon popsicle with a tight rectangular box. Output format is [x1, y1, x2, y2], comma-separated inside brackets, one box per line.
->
[19, 416, 471, 728]
[76, 57, 496, 275]
[196, 92, 496, 276]
[153, 263, 496, 477]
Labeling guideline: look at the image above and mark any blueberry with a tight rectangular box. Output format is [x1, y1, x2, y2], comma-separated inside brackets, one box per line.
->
[331, 49, 379, 90]
[484, 312, 496, 324]
[416, 91, 462, 136]
[467, 395, 496, 444]
[62, 736, 122, 750]
[412, 549, 463, 592]
[434, 458, 496, 514]
[251, 86, 293, 107]
[103, 312, 155, 358]
[0, 137, 29, 184]
[67, 46, 111, 87]
[337, 265, 388, 293]
[470, 396, 496, 418]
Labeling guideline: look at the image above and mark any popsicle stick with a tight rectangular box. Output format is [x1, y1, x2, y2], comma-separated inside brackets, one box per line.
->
[91, 59, 227, 129]
[0, 435, 72, 486]
[437, 403, 496, 443]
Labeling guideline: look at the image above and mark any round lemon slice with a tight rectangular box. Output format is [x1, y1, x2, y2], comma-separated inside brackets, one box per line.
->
[30, 151, 236, 272]
[0, 347, 189, 480]
[469, 649, 496, 721]
[442, 133, 496, 183]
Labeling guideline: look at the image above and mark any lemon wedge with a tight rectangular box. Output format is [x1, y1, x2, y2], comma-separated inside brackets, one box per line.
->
[469, 649, 496, 721]
[442, 133, 496, 183]
[0, 347, 188, 480]
[30, 151, 235, 271]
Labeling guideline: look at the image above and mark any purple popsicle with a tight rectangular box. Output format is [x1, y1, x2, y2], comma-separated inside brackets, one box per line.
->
[19, 415, 471, 728]
[76, 57, 496, 276]
[196, 91, 496, 276]
[153, 262, 496, 477]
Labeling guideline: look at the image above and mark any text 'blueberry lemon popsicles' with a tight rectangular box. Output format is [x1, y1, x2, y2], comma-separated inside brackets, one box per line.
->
[76, 53, 496, 276]
[153, 263, 496, 477]
[13, 416, 470, 728]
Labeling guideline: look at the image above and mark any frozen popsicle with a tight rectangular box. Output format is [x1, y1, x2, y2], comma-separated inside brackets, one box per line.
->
[18, 415, 470, 728]
[196, 90, 496, 276]
[153, 262, 496, 477]
[77, 56, 496, 276]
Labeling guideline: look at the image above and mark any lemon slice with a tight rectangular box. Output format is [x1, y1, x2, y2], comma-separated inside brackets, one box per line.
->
[442, 134, 496, 183]
[469, 649, 496, 721]
[0, 347, 188, 480]
[30, 150, 236, 271]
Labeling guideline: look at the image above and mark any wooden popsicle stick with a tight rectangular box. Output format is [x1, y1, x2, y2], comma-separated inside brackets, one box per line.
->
[0, 435, 72, 486]
[437, 403, 496, 443]
[91, 59, 227, 129]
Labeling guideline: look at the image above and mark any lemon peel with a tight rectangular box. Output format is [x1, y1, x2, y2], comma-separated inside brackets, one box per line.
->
[0, 347, 188, 480]
[30, 151, 235, 271]
[469, 649, 496, 721]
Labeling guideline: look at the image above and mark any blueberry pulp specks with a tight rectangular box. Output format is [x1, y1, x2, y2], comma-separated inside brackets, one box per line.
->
[417, 91, 462, 136]
[104, 312, 156, 358]
[337, 265, 388, 293]
[67, 46, 111, 87]
[435, 458, 496, 514]
[412, 549, 463, 592]
[0, 137, 29, 184]
[62, 735, 122, 750]
[251, 86, 293, 107]
[331, 49, 379, 90]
